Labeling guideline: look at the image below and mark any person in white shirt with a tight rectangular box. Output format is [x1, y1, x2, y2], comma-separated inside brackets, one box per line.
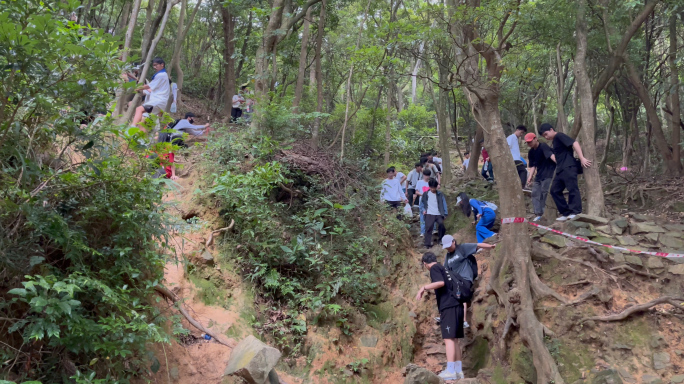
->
[380, 167, 408, 209]
[507, 125, 528, 188]
[231, 86, 247, 122]
[405, 162, 424, 207]
[131, 58, 171, 131]
[462, 152, 470, 172]
[415, 169, 432, 237]
[391, 167, 407, 193]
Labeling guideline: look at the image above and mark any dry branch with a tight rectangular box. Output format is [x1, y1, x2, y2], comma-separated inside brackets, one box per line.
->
[582, 296, 684, 323]
[154, 285, 236, 348]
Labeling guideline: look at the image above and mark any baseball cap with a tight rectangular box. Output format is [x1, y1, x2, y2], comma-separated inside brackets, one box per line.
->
[524, 132, 536, 142]
[442, 235, 455, 249]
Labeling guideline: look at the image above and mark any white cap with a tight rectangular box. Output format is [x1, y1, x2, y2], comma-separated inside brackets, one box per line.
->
[442, 235, 455, 249]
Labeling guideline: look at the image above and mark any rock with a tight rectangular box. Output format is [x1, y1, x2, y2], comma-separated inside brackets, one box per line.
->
[632, 213, 655, 221]
[653, 351, 671, 370]
[665, 231, 684, 239]
[612, 253, 626, 264]
[169, 366, 180, 380]
[542, 234, 567, 248]
[592, 369, 624, 384]
[423, 343, 446, 355]
[342, 369, 354, 377]
[224, 335, 282, 384]
[612, 217, 629, 229]
[671, 374, 684, 384]
[567, 220, 592, 229]
[660, 234, 684, 249]
[616, 367, 635, 383]
[592, 236, 617, 245]
[675, 349, 683, 357]
[408, 311, 417, 318]
[642, 374, 663, 384]
[596, 225, 612, 234]
[646, 257, 665, 270]
[576, 227, 599, 238]
[650, 335, 668, 349]
[573, 214, 609, 225]
[669, 264, 684, 275]
[267, 369, 280, 384]
[630, 222, 666, 235]
[665, 224, 684, 231]
[611, 223, 625, 235]
[645, 233, 660, 242]
[625, 255, 643, 266]
[611, 344, 632, 351]
[403, 364, 444, 384]
[617, 236, 638, 246]
[360, 334, 379, 348]
[200, 250, 214, 263]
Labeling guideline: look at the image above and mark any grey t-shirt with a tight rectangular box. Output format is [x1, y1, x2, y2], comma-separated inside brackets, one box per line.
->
[444, 243, 478, 282]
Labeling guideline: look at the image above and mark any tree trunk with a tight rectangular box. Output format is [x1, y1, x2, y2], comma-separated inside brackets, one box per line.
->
[625, 60, 683, 175]
[411, 42, 424, 105]
[120, 0, 178, 124]
[450, 90, 464, 164]
[116, 1, 131, 36]
[141, 0, 165, 60]
[365, 86, 383, 155]
[292, 7, 312, 112]
[221, 7, 236, 115]
[555, 43, 570, 133]
[384, 85, 393, 168]
[167, 0, 202, 110]
[436, 58, 452, 186]
[574, 0, 605, 216]
[311, 0, 326, 147]
[235, 11, 253, 80]
[599, 105, 615, 172]
[113, 0, 143, 117]
[669, 15, 681, 170]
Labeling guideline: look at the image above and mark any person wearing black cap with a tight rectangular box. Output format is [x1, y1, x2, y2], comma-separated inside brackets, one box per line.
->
[172, 112, 211, 135]
[538, 123, 592, 221]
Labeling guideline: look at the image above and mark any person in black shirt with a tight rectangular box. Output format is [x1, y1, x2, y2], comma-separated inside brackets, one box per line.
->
[538, 123, 592, 221]
[415, 252, 465, 380]
[524, 132, 556, 222]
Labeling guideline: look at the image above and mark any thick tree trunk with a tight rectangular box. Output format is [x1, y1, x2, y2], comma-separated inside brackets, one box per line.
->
[311, 0, 326, 147]
[292, 7, 312, 112]
[625, 60, 683, 175]
[574, 0, 605, 216]
[221, 7, 236, 115]
[120, 0, 179, 124]
[669, 15, 681, 170]
[113, 0, 143, 117]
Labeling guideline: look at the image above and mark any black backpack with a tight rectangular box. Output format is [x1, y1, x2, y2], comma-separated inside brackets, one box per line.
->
[444, 268, 473, 304]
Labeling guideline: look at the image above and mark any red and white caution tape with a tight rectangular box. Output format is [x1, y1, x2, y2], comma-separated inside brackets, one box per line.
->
[500, 217, 684, 259]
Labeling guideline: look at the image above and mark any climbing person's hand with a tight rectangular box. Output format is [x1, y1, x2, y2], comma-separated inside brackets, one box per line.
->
[415, 287, 425, 301]
[477, 214, 482, 219]
[170, 175, 179, 181]
[580, 157, 592, 168]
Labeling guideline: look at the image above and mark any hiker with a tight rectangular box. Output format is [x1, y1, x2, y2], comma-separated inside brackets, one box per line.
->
[538, 123, 592, 221]
[406, 162, 424, 207]
[525, 132, 556, 222]
[423, 158, 441, 184]
[415, 169, 432, 237]
[132, 58, 171, 130]
[172, 112, 211, 136]
[481, 146, 493, 182]
[231, 85, 247, 122]
[431, 152, 443, 173]
[442, 235, 495, 329]
[462, 152, 470, 172]
[380, 167, 408, 209]
[456, 192, 497, 243]
[507, 125, 528, 188]
[420, 179, 448, 248]
[392, 167, 407, 195]
[415, 252, 465, 380]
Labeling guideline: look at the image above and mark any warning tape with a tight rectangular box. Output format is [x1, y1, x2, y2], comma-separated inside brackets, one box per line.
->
[500, 217, 684, 259]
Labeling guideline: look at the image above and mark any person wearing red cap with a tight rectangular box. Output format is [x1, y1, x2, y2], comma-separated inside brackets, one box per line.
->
[525, 132, 556, 222]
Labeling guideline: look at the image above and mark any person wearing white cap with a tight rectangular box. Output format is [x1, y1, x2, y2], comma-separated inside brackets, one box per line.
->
[441, 234, 495, 329]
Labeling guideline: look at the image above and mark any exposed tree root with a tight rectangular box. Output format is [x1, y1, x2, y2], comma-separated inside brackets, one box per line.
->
[533, 244, 616, 282]
[205, 219, 235, 246]
[610, 265, 659, 279]
[566, 286, 601, 306]
[154, 285, 236, 348]
[528, 262, 568, 304]
[582, 296, 684, 323]
[562, 279, 591, 287]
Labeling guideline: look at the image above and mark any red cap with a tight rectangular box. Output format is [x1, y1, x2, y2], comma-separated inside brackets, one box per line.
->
[524, 132, 536, 142]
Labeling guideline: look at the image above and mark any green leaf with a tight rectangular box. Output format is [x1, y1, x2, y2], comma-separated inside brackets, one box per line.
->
[280, 245, 293, 254]
[29, 256, 44, 267]
[150, 357, 161, 373]
[82, 140, 94, 150]
[8, 288, 27, 297]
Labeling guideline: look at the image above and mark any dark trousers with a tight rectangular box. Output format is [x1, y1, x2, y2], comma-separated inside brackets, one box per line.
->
[423, 214, 445, 247]
[231, 107, 243, 122]
[515, 160, 528, 189]
[550, 168, 582, 216]
[407, 189, 417, 206]
[481, 162, 493, 181]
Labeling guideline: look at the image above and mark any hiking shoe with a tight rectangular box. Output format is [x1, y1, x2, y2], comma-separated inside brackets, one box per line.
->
[463, 321, 470, 329]
[420, 233, 424, 237]
[433, 230, 438, 234]
[522, 188, 532, 193]
[532, 216, 542, 222]
[556, 216, 568, 222]
[438, 370, 458, 380]
[434, 317, 441, 323]
[567, 214, 577, 220]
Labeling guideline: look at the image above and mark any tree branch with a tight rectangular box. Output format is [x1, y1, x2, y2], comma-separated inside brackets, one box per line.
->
[582, 296, 684, 323]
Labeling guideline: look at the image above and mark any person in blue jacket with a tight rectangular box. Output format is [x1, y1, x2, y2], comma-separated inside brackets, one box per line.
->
[456, 192, 497, 243]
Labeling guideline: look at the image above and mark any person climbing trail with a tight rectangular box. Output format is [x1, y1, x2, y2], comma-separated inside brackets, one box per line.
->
[456, 192, 497, 243]
[420, 179, 448, 248]
[415, 252, 465, 381]
[415, 169, 431, 237]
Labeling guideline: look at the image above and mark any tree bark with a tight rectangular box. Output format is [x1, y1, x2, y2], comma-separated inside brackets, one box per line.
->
[113, 0, 143, 117]
[436, 57, 452, 185]
[116, 1, 131, 36]
[311, 0, 326, 147]
[221, 7, 236, 115]
[599, 105, 615, 172]
[574, 0, 605, 216]
[292, 7, 312, 112]
[384, 84, 393, 168]
[625, 60, 683, 175]
[168, 0, 202, 106]
[411, 42, 424, 105]
[141, 0, 165, 60]
[669, 14, 681, 170]
[235, 11, 253, 81]
[555, 43, 569, 133]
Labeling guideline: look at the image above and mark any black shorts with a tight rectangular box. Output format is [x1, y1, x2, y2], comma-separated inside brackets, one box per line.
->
[386, 201, 401, 209]
[440, 306, 464, 339]
[143, 105, 154, 113]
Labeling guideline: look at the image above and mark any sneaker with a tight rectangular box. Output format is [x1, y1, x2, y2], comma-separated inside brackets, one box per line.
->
[420, 233, 424, 237]
[433, 230, 438, 234]
[567, 214, 577, 220]
[434, 317, 441, 323]
[532, 216, 542, 222]
[438, 370, 458, 380]
[556, 216, 568, 222]
[522, 188, 532, 193]
[412, 204, 419, 208]
[463, 321, 470, 329]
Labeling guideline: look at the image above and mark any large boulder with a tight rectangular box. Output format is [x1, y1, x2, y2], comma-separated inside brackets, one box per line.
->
[224, 335, 282, 384]
[403, 364, 444, 384]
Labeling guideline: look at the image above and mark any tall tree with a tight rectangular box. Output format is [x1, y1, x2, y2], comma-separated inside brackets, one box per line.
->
[167, 0, 203, 109]
[221, 6, 236, 115]
[292, 7, 312, 112]
[312, 0, 326, 147]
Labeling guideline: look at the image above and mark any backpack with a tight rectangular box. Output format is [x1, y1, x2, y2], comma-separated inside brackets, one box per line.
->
[444, 268, 473, 304]
[482, 201, 497, 211]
